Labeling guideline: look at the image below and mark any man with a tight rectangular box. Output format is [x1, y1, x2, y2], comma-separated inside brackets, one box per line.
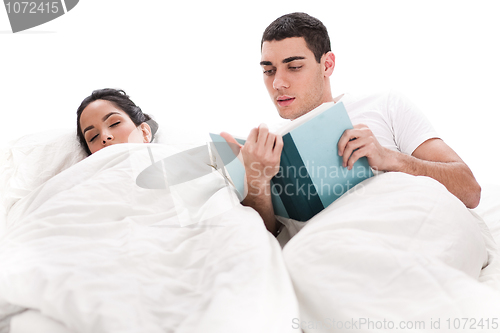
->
[221, 12, 481, 236]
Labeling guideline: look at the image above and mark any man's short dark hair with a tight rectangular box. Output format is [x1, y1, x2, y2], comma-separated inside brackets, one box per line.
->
[261, 12, 331, 63]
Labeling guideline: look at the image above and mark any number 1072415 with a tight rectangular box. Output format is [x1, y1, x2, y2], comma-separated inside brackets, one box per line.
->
[5, 2, 60, 14]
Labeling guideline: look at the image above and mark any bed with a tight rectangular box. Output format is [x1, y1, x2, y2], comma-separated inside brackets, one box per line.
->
[1, 129, 499, 333]
[279, 174, 500, 332]
[0, 130, 299, 332]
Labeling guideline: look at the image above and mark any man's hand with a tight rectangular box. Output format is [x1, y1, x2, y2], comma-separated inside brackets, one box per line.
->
[338, 123, 481, 208]
[220, 125, 284, 235]
[338, 124, 397, 171]
[222, 124, 283, 189]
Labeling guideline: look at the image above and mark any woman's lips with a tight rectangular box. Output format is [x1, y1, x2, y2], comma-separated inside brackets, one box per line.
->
[277, 96, 295, 107]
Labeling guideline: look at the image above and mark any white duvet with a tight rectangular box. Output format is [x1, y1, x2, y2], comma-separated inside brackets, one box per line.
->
[0, 143, 300, 333]
[1, 142, 499, 333]
[282, 172, 500, 332]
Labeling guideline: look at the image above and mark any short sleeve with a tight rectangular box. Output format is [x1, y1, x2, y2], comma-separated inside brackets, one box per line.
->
[387, 91, 440, 155]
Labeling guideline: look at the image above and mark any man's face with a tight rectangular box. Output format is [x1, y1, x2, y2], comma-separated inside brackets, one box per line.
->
[261, 37, 328, 120]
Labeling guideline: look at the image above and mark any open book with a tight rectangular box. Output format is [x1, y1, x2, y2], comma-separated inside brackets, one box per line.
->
[210, 101, 373, 221]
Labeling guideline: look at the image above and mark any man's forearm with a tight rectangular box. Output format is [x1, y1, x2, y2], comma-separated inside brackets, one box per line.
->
[242, 180, 279, 235]
[391, 152, 481, 208]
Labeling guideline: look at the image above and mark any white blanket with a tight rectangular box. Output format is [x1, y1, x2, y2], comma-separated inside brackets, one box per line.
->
[0, 143, 299, 333]
[282, 172, 500, 332]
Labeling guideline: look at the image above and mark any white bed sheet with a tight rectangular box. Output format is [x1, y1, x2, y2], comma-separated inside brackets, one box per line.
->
[0, 143, 300, 333]
[281, 172, 500, 333]
[474, 183, 500, 246]
[9, 310, 71, 333]
[2, 133, 500, 333]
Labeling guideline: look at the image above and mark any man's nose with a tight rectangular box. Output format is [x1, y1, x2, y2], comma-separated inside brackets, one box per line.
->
[273, 71, 289, 90]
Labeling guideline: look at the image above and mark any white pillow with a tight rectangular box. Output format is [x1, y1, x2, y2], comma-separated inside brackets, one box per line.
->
[0, 129, 87, 215]
[0, 126, 201, 231]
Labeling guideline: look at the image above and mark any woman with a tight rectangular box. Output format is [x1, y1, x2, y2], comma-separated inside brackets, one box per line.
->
[77, 88, 158, 155]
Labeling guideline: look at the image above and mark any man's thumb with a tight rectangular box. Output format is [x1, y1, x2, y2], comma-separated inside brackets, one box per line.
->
[220, 132, 243, 156]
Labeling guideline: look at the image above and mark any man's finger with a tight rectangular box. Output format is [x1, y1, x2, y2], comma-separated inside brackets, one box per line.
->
[265, 133, 277, 150]
[257, 123, 270, 146]
[346, 146, 368, 170]
[274, 134, 284, 152]
[338, 129, 352, 156]
[342, 136, 367, 168]
[220, 132, 242, 156]
[246, 127, 259, 144]
[338, 129, 362, 156]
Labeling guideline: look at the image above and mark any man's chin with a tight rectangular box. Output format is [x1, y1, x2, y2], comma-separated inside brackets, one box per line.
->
[276, 106, 301, 120]
[277, 110, 293, 120]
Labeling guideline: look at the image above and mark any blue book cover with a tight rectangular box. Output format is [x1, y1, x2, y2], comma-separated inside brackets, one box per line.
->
[210, 101, 373, 221]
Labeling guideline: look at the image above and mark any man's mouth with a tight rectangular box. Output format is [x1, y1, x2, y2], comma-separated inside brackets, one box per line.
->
[277, 96, 295, 107]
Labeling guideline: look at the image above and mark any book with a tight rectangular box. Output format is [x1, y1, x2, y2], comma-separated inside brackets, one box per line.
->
[209, 101, 373, 222]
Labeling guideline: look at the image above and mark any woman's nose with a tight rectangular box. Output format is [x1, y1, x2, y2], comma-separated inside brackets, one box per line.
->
[102, 133, 113, 144]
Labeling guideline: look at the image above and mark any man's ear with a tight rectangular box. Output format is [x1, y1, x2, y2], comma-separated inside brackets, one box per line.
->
[140, 122, 152, 143]
[323, 51, 335, 77]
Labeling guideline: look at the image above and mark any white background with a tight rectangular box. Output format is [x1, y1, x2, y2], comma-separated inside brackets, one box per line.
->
[1, 0, 499, 185]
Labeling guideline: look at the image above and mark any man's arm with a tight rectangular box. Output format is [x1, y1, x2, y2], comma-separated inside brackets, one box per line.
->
[338, 124, 481, 208]
[221, 125, 283, 235]
[396, 138, 481, 208]
[241, 180, 279, 236]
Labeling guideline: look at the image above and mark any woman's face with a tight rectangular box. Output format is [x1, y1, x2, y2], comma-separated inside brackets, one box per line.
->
[79, 100, 151, 154]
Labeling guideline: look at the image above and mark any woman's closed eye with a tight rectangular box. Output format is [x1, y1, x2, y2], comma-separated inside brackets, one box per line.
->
[89, 122, 120, 142]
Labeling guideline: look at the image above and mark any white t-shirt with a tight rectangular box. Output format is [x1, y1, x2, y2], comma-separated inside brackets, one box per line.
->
[276, 90, 440, 247]
[339, 90, 439, 155]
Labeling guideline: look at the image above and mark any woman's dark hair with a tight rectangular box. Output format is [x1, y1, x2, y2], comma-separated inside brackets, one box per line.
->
[76, 88, 158, 155]
[261, 12, 331, 63]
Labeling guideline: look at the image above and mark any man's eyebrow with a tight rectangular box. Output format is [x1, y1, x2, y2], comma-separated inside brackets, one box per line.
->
[260, 57, 306, 66]
[83, 112, 120, 134]
[283, 56, 305, 63]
